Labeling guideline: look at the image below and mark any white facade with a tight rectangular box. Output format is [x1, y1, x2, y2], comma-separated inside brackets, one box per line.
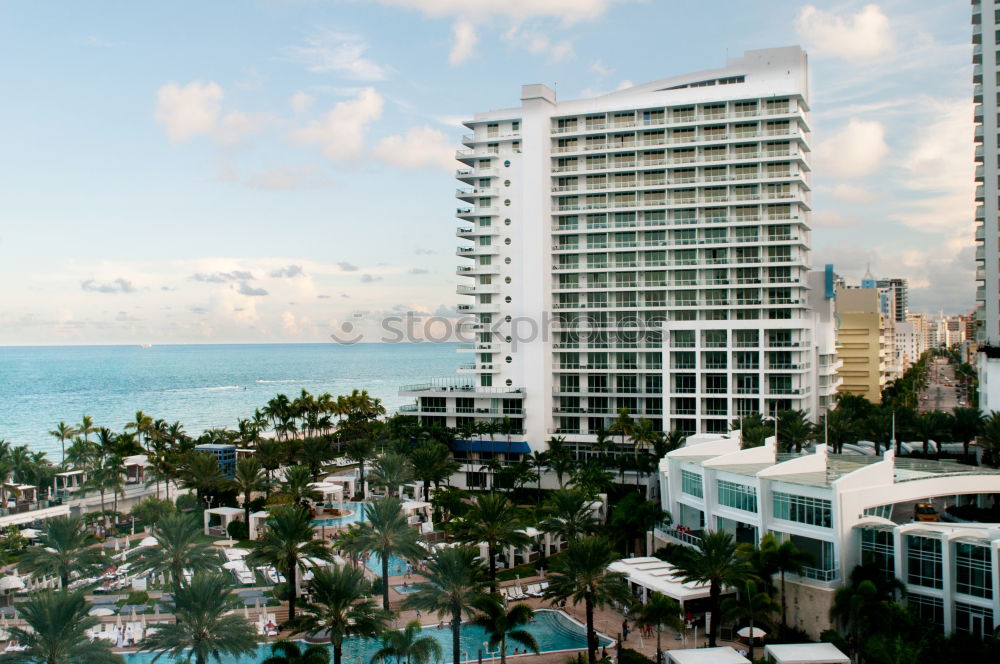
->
[655, 434, 1000, 637]
[974, 1, 997, 341]
[403, 47, 839, 458]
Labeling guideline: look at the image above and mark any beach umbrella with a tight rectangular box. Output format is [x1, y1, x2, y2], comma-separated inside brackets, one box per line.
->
[115, 614, 122, 629]
[244, 604, 250, 621]
[114, 539, 120, 553]
[130, 607, 137, 622]
[153, 604, 160, 622]
[737, 626, 767, 639]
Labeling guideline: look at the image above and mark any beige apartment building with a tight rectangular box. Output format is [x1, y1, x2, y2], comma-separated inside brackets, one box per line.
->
[835, 286, 889, 403]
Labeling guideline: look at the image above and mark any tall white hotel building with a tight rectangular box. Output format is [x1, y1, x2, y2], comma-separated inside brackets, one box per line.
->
[401, 47, 839, 470]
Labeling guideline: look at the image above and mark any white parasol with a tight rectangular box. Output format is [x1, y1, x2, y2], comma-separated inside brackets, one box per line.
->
[89, 607, 114, 617]
[737, 626, 767, 638]
[0, 576, 24, 592]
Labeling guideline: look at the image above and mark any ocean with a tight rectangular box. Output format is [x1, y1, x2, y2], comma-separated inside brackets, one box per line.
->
[0, 343, 459, 458]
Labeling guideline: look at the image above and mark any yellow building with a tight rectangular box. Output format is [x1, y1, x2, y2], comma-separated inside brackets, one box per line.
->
[835, 287, 889, 403]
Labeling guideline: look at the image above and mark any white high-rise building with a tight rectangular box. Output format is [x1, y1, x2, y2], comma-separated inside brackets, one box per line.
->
[401, 47, 838, 474]
[974, 0, 997, 341]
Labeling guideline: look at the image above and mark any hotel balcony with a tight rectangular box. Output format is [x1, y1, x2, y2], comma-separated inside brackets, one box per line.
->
[457, 363, 498, 374]
[457, 342, 499, 353]
[975, 125, 984, 144]
[976, 225, 985, 242]
[973, 63, 983, 84]
[456, 303, 500, 314]
[456, 207, 497, 219]
[456, 167, 497, 182]
[974, 84, 983, 103]
[457, 284, 500, 296]
[399, 378, 524, 396]
[456, 187, 497, 201]
[456, 245, 500, 257]
[456, 147, 499, 164]
[456, 265, 500, 276]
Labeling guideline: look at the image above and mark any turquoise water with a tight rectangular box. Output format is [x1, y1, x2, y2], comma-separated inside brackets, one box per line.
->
[393, 584, 420, 594]
[312, 502, 368, 528]
[122, 610, 611, 664]
[365, 552, 409, 577]
[0, 343, 458, 456]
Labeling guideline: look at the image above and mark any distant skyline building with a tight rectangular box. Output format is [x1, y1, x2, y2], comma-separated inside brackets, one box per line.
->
[402, 47, 839, 477]
[974, 0, 997, 342]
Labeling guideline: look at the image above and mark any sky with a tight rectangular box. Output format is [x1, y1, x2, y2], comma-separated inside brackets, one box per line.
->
[0, 0, 976, 345]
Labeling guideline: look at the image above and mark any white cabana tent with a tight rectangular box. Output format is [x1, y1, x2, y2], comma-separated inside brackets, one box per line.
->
[310, 482, 345, 511]
[322, 474, 356, 499]
[764, 644, 850, 664]
[608, 557, 716, 608]
[203, 507, 243, 537]
[248, 511, 270, 541]
[401, 500, 432, 526]
[667, 647, 750, 664]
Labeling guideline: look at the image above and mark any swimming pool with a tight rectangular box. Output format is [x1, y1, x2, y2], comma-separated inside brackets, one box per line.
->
[312, 501, 368, 528]
[393, 584, 420, 594]
[365, 552, 409, 577]
[122, 610, 611, 664]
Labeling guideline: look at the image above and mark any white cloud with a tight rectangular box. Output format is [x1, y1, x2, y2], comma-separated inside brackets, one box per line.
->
[813, 118, 888, 178]
[373, 126, 456, 171]
[283, 29, 388, 80]
[811, 210, 862, 229]
[589, 59, 612, 77]
[795, 4, 894, 63]
[243, 165, 330, 190]
[830, 183, 876, 203]
[449, 20, 478, 65]
[154, 81, 223, 141]
[289, 91, 315, 114]
[374, 0, 615, 22]
[215, 111, 275, 146]
[290, 87, 384, 160]
[502, 25, 574, 61]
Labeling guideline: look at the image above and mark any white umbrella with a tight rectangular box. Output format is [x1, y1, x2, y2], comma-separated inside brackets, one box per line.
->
[89, 608, 114, 617]
[737, 626, 767, 638]
[154, 604, 160, 621]
[139, 536, 158, 548]
[130, 607, 137, 622]
[0, 576, 24, 592]
[244, 605, 250, 621]
[222, 561, 243, 570]
[115, 614, 122, 629]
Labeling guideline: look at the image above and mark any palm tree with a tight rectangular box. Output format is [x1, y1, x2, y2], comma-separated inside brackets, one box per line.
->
[526, 450, 548, 498]
[609, 493, 669, 557]
[300, 437, 332, 481]
[540, 488, 599, 543]
[48, 422, 77, 468]
[262, 641, 331, 664]
[229, 457, 268, 526]
[979, 411, 1000, 467]
[913, 410, 951, 458]
[733, 413, 770, 449]
[545, 436, 575, 487]
[829, 579, 885, 661]
[257, 439, 285, 490]
[409, 442, 460, 501]
[1, 589, 121, 664]
[177, 451, 224, 507]
[347, 498, 426, 610]
[247, 505, 333, 622]
[344, 437, 376, 498]
[453, 493, 531, 594]
[636, 592, 683, 664]
[276, 465, 323, 508]
[768, 537, 814, 631]
[139, 572, 259, 664]
[295, 565, 388, 664]
[403, 546, 487, 664]
[369, 453, 414, 498]
[471, 595, 539, 664]
[721, 579, 778, 660]
[952, 407, 984, 461]
[371, 621, 442, 664]
[662, 530, 751, 648]
[543, 537, 631, 664]
[776, 410, 813, 454]
[136, 513, 223, 585]
[20, 515, 109, 588]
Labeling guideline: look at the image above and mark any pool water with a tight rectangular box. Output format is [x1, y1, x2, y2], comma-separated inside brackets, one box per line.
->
[365, 552, 409, 577]
[122, 610, 611, 664]
[393, 584, 420, 594]
[312, 501, 368, 528]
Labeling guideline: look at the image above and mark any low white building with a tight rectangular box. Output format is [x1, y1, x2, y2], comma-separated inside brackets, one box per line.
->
[654, 432, 1000, 638]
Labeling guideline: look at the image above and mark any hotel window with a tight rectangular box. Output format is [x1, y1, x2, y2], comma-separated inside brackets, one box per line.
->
[680, 470, 703, 498]
[718, 480, 757, 512]
[907, 594, 943, 629]
[906, 535, 943, 589]
[772, 492, 832, 527]
[955, 602, 994, 638]
[860, 528, 895, 579]
[955, 541, 993, 598]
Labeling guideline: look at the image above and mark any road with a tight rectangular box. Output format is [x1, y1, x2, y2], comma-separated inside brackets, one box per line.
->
[918, 358, 965, 413]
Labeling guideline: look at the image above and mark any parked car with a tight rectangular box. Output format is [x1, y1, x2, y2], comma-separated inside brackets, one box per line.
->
[914, 502, 940, 522]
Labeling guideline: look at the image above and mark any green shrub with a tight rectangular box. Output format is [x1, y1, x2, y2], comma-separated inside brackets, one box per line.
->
[130, 497, 175, 526]
[175, 494, 200, 512]
[227, 520, 249, 540]
[617, 649, 653, 664]
[125, 591, 149, 605]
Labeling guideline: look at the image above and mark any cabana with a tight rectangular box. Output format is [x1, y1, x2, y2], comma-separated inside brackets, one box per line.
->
[764, 644, 850, 664]
[608, 557, 724, 610]
[248, 511, 270, 541]
[52, 470, 86, 498]
[667, 647, 749, 664]
[203, 507, 243, 537]
[505, 527, 543, 567]
[122, 455, 148, 485]
[322, 474, 357, 499]
[310, 482, 345, 511]
[4, 484, 37, 507]
[401, 500, 432, 527]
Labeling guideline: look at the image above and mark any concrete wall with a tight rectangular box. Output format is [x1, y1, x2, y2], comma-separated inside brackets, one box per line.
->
[783, 579, 837, 640]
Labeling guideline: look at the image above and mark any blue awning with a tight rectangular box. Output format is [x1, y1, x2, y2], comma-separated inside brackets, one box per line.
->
[451, 440, 531, 454]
